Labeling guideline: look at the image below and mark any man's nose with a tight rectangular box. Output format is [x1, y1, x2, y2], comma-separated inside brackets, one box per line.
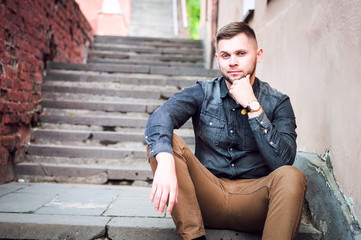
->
[229, 55, 238, 66]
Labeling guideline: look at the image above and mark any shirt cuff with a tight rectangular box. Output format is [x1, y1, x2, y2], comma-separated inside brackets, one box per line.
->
[248, 111, 271, 132]
[147, 141, 174, 158]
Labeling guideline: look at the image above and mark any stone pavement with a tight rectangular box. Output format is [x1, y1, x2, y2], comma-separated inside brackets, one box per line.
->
[0, 182, 322, 240]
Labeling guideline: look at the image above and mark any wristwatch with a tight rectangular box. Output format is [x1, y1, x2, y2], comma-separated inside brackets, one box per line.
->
[246, 100, 261, 112]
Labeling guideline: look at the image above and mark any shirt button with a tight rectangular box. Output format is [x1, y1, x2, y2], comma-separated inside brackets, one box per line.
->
[230, 130, 234, 133]
[270, 141, 274, 145]
[260, 121, 264, 125]
[232, 108, 235, 111]
[230, 148, 233, 151]
[231, 164, 235, 167]
[145, 136, 148, 139]
[209, 122, 213, 126]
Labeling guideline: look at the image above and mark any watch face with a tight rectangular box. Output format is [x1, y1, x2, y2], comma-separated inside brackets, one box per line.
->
[250, 101, 260, 111]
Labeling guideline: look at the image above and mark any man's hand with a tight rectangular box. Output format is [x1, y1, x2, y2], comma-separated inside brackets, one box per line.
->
[149, 152, 178, 214]
[229, 75, 257, 108]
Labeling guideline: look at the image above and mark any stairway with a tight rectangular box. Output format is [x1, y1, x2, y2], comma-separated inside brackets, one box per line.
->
[15, 35, 219, 184]
[9, 36, 325, 239]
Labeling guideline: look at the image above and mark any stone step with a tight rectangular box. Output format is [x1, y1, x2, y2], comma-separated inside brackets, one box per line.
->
[41, 98, 161, 114]
[87, 58, 204, 68]
[91, 41, 203, 51]
[31, 129, 195, 145]
[26, 144, 147, 159]
[44, 71, 205, 89]
[42, 82, 178, 100]
[14, 162, 152, 182]
[93, 35, 202, 47]
[47, 62, 220, 77]
[88, 50, 204, 61]
[44, 71, 206, 89]
[90, 44, 203, 55]
[39, 111, 193, 129]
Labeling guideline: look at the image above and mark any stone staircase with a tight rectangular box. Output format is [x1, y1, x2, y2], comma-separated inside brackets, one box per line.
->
[15, 35, 218, 185]
[11, 36, 324, 239]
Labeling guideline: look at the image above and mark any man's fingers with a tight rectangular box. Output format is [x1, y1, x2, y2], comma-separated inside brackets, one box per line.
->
[158, 188, 169, 213]
[167, 187, 178, 214]
[153, 187, 163, 211]
[149, 184, 157, 203]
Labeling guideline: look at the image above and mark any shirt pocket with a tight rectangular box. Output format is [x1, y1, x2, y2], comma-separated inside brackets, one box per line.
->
[198, 113, 225, 146]
[243, 127, 258, 151]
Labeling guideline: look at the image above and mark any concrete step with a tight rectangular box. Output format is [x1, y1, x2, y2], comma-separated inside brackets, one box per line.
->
[31, 129, 195, 145]
[87, 58, 205, 68]
[47, 62, 220, 77]
[25, 144, 147, 159]
[42, 82, 178, 100]
[91, 41, 203, 51]
[38, 110, 193, 129]
[0, 183, 323, 240]
[89, 44, 204, 56]
[44, 70, 209, 89]
[41, 97, 161, 114]
[39, 113, 148, 128]
[93, 35, 202, 47]
[14, 162, 152, 182]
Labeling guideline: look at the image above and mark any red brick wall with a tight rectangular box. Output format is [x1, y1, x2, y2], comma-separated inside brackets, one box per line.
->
[0, 0, 93, 183]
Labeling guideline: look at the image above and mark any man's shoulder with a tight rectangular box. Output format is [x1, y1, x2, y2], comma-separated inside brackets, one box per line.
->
[257, 78, 288, 100]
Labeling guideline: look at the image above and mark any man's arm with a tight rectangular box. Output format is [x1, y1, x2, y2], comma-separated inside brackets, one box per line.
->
[145, 84, 204, 213]
[248, 98, 297, 170]
[229, 76, 297, 170]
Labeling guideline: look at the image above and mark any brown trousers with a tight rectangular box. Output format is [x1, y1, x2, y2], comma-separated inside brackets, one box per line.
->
[148, 134, 307, 240]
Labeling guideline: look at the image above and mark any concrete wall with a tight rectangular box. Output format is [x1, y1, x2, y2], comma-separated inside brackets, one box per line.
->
[250, 0, 361, 225]
[0, 0, 93, 183]
[199, 0, 361, 227]
[76, 0, 132, 36]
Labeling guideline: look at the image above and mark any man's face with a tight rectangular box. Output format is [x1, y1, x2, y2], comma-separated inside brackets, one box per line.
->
[215, 33, 263, 85]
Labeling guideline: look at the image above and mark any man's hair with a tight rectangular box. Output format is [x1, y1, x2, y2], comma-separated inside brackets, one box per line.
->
[216, 22, 257, 46]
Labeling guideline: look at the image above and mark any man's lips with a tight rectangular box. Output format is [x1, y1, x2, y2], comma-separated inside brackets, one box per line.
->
[228, 70, 242, 74]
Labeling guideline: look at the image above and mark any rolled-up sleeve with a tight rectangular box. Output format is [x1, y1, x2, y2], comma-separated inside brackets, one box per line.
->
[145, 84, 204, 158]
[248, 97, 297, 170]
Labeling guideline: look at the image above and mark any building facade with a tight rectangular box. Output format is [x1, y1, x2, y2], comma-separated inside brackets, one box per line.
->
[199, 0, 361, 230]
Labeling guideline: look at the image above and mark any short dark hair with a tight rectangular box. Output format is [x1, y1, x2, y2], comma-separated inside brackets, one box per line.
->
[216, 22, 257, 46]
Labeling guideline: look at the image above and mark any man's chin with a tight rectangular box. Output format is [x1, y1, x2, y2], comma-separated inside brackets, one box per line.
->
[224, 75, 243, 84]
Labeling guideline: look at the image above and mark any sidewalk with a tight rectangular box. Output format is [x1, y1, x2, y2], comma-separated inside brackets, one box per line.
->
[0, 182, 321, 239]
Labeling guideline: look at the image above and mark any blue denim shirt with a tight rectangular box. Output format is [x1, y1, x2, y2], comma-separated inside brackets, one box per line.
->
[145, 77, 297, 179]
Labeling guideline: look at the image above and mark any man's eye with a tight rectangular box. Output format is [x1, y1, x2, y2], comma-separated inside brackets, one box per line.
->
[222, 54, 230, 58]
[238, 52, 245, 56]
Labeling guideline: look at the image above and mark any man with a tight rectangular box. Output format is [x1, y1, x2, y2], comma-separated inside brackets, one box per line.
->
[145, 22, 307, 240]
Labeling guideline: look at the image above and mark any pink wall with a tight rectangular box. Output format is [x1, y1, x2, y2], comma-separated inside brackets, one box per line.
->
[76, 0, 132, 36]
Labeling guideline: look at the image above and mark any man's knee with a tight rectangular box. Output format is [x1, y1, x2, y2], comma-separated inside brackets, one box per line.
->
[272, 166, 307, 196]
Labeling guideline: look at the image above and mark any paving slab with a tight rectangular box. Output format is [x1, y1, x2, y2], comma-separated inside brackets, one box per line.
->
[0, 213, 109, 240]
[0, 183, 322, 239]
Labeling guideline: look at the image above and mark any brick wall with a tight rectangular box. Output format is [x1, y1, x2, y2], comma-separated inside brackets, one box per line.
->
[0, 0, 93, 183]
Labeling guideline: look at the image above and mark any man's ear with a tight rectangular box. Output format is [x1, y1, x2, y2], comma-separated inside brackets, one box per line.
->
[215, 53, 220, 67]
[257, 48, 263, 63]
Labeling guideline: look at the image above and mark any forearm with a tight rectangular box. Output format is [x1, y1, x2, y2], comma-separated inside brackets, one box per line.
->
[145, 84, 204, 158]
[249, 111, 297, 170]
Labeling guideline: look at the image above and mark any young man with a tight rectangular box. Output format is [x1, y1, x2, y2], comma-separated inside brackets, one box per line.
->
[145, 22, 307, 240]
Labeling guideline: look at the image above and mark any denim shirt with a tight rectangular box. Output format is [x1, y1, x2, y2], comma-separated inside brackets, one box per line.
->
[145, 77, 297, 179]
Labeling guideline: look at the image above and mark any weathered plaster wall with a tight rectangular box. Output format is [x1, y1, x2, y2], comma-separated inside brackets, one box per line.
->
[0, 0, 93, 183]
[249, 0, 361, 225]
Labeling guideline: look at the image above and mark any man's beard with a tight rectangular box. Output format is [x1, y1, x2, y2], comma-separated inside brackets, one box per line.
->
[222, 62, 257, 85]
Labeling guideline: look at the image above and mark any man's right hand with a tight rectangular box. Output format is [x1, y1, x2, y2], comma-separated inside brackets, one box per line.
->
[149, 152, 178, 214]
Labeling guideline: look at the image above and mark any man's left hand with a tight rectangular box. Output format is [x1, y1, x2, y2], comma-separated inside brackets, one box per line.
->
[229, 75, 257, 108]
